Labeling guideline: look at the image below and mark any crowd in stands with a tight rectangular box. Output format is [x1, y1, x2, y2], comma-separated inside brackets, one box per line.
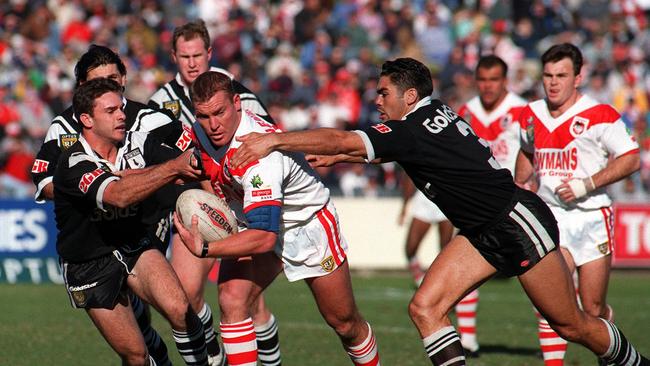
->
[1, 0, 649, 200]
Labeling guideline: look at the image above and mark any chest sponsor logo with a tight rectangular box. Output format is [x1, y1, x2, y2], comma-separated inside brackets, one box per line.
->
[79, 168, 105, 193]
[371, 123, 392, 133]
[422, 104, 459, 134]
[250, 174, 263, 188]
[31, 159, 49, 173]
[570, 116, 589, 138]
[163, 100, 181, 118]
[59, 134, 78, 150]
[534, 147, 578, 176]
[175, 130, 192, 151]
[124, 148, 145, 169]
[321, 256, 335, 272]
[251, 189, 273, 200]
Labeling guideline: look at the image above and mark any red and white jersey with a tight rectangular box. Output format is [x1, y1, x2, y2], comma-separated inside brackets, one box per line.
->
[196, 109, 330, 231]
[519, 95, 639, 209]
[458, 92, 527, 173]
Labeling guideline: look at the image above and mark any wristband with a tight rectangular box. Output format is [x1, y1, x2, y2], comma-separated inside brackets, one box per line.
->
[200, 241, 209, 258]
[567, 177, 594, 199]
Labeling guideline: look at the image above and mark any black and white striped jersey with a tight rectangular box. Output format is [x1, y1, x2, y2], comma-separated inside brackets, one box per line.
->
[53, 132, 181, 262]
[148, 67, 274, 129]
[32, 98, 189, 202]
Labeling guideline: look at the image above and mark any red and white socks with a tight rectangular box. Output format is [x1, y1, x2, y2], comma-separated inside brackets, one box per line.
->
[345, 323, 381, 366]
[220, 318, 258, 366]
[455, 289, 480, 354]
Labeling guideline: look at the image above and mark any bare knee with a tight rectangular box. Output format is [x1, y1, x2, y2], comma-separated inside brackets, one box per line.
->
[218, 282, 252, 321]
[581, 299, 607, 318]
[408, 293, 444, 328]
[323, 309, 364, 341]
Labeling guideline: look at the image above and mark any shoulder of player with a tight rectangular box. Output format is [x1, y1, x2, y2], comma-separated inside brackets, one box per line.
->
[576, 100, 621, 125]
[126, 99, 176, 128]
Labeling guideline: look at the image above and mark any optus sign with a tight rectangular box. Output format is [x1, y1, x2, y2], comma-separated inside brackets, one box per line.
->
[0, 200, 62, 283]
[613, 204, 650, 268]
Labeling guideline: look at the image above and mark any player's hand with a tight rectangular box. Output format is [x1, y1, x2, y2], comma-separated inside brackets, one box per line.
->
[172, 212, 204, 257]
[232, 132, 274, 169]
[554, 177, 595, 203]
[306, 154, 339, 168]
[169, 149, 203, 182]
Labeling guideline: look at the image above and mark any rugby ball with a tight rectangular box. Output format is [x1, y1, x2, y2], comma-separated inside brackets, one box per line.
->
[175, 189, 238, 242]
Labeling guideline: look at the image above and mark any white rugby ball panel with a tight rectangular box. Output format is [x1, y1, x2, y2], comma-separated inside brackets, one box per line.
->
[176, 189, 238, 242]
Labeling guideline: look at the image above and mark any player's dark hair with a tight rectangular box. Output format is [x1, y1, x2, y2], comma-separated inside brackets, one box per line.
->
[173, 20, 210, 51]
[476, 55, 508, 77]
[190, 71, 234, 104]
[73, 78, 122, 118]
[541, 43, 583, 76]
[380, 58, 433, 99]
[74, 44, 127, 87]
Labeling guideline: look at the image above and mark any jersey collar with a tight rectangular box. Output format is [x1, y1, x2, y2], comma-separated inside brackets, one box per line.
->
[403, 96, 432, 120]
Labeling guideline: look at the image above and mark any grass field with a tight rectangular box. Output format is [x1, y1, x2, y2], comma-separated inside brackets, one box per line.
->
[1, 270, 648, 365]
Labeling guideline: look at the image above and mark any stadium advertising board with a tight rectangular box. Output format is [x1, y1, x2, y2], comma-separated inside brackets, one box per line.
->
[0, 200, 62, 284]
[613, 203, 650, 267]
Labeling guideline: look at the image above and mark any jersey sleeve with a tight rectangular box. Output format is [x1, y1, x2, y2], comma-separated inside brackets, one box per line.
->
[55, 154, 119, 211]
[31, 122, 74, 202]
[240, 151, 283, 232]
[143, 133, 184, 165]
[518, 107, 535, 154]
[355, 121, 417, 162]
[600, 118, 640, 158]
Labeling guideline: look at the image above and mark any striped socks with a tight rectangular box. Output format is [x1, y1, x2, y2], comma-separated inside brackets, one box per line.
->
[423, 326, 465, 365]
[255, 314, 282, 365]
[221, 317, 258, 366]
[345, 322, 380, 366]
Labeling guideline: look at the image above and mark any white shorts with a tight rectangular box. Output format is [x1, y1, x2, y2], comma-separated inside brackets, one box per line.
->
[276, 201, 348, 282]
[409, 190, 447, 223]
[550, 206, 614, 267]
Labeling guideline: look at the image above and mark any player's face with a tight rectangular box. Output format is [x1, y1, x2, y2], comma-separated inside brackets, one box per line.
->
[88, 91, 126, 144]
[542, 58, 582, 112]
[173, 36, 212, 86]
[85, 64, 126, 87]
[476, 66, 508, 111]
[194, 90, 241, 147]
[375, 76, 409, 121]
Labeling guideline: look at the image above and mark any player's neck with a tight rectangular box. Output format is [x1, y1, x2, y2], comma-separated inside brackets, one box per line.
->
[548, 91, 581, 118]
[482, 92, 508, 113]
[84, 133, 119, 163]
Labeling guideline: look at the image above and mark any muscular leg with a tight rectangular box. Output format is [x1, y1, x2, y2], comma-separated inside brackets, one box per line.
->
[520, 250, 648, 364]
[86, 298, 151, 366]
[408, 235, 496, 365]
[129, 249, 208, 365]
[576, 254, 612, 318]
[306, 260, 380, 365]
[218, 254, 283, 366]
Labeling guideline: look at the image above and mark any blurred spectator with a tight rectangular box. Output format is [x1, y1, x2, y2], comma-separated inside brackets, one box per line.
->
[0, 124, 35, 198]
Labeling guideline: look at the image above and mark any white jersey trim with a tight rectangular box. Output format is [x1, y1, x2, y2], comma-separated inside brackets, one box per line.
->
[353, 130, 375, 162]
[465, 92, 526, 126]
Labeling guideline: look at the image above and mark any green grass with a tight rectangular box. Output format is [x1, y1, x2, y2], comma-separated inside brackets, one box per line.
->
[1, 271, 649, 365]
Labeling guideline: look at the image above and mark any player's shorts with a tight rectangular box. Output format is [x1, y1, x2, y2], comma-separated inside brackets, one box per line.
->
[550, 206, 613, 266]
[409, 189, 448, 223]
[61, 246, 151, 309]
[462, 188, 559, 277]
[277, 200, 349, 282]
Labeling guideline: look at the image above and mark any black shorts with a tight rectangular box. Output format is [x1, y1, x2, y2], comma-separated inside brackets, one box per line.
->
[461, 188, 560, 277]
[61, 248, 147, 309]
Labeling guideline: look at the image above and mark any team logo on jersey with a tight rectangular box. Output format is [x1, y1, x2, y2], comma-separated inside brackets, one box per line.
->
[71, 290, 86, 306]
[124, 148, 145, 169]
[31, 159, 49, 173]
[175, 130, 192, 151]
[163, 100, 181, 118]
[79, 168, 105, 193]
[598, 242, 610, 255]
[371, 123, 392, 133]
[59, 133, 78, 150]
[250, 174, 263, 188]
[570, 116, 589, 137]
[320, 256, 335, 272]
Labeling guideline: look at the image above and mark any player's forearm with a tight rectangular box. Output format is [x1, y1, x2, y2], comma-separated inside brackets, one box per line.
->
[514, 149, 534, 187]
[591, 152, 640, 189]
[103, 163, 179, 208]
[41, 183, 54, 200]
[206, 229, 277, 258]
[274, 129, 366, 157]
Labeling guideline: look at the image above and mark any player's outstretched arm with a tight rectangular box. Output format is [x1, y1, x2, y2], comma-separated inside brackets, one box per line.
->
[103, 149, 202, 208]
[305, 153, 366, 167]
[232, 128, 368, 169]
[172, 212, 277, 258]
